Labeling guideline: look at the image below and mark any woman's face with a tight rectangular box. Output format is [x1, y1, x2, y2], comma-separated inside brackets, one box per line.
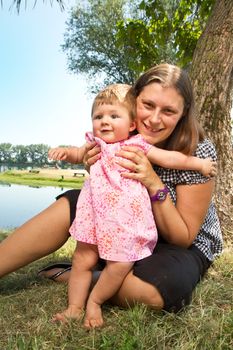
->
[136, 82, 184, 146]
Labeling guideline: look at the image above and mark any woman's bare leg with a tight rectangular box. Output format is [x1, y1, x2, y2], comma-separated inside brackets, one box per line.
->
[49, 265, 164, 313]
[0, 197, 70, 277]
[111, 270, 164, 310]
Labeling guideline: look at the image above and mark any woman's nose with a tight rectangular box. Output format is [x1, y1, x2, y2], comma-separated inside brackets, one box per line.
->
[149, 109, 161, 124]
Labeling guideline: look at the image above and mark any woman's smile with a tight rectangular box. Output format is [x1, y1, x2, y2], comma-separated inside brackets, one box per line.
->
[142, 121, 164, 133]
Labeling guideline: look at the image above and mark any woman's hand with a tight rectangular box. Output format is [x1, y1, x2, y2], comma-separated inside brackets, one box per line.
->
[83, 142, 101, 172]
[115, 146, 161, 194]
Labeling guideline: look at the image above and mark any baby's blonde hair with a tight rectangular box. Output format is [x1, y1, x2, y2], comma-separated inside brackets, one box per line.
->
[91, 84, 136, 121]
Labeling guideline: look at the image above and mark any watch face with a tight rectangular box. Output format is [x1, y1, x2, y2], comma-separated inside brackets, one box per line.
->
[150, 187, 169, 202]
[157, 190, 167, 201]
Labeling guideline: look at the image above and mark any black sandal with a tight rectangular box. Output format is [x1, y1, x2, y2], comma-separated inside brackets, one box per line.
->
[38, 263, 72, 281]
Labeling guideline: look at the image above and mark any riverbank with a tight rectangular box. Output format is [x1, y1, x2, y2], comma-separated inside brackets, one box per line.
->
[0, 169, 87, 189]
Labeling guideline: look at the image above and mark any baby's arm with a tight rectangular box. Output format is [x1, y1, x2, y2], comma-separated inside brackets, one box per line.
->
[48, 143, 88, 164]
[147, 146, 217, 177]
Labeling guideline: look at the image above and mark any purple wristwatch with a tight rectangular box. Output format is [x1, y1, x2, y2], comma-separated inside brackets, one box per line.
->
[150, 186, 169, 202]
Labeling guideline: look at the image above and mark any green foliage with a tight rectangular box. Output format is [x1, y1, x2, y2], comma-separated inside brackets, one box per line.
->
[0, 143, 50, 166]
[117, 0, 215, 70]
[0, 143, 12, 163]
[63, 0, 214, 92]
[62, 0, 141, 92]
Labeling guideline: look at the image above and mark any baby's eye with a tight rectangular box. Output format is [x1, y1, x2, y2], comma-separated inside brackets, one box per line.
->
[93, 114, 103, 120]
[111, 114, 120, 119]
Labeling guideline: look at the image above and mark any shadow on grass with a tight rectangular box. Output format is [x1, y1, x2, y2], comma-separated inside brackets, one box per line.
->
[0, 267, 43, 295]
[0, 256, 72, 295]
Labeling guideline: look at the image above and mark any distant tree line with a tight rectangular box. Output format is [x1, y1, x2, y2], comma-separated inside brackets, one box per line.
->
[0, 143, 50, 166]
[0, 143, 84, 169]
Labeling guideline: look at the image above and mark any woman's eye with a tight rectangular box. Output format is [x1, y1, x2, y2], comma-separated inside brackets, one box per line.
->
[144, 102, 153, 109]
[163, 109, 174, 115]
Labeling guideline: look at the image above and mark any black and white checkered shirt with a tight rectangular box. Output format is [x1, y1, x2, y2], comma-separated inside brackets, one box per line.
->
[153, 139, 223, 262]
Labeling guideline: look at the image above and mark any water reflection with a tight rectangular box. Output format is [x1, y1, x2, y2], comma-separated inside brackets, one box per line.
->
[0, 183, 71, 229]
[0, 165, 32, 172]
[0, 182, 11, 187]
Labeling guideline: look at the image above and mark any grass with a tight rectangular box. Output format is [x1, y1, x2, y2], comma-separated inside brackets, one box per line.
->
[0, 169, 85, 189]
[0, 231, 232, 350]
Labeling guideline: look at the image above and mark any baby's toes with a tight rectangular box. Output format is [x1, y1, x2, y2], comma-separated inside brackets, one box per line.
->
[52, 313, 68, 323]
[84, 317, 104, 329]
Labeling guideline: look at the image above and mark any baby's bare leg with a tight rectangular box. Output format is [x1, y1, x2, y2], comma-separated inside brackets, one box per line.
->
[53, 242, 99, 322]
[0, 197, 70, 278]
[84, 261, 133, 329]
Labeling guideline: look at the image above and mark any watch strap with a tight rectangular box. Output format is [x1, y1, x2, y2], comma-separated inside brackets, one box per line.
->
[150, 186, 169, 202]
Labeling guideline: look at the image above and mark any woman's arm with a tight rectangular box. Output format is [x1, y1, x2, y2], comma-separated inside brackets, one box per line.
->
[150, 181, 214, 247]
[147, 146, 217, 177]
[115, 146, 214, 247]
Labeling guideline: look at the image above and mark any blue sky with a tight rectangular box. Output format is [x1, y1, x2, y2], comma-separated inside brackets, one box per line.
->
[0, 0, 93, 147]
[1, 1, 232, 149]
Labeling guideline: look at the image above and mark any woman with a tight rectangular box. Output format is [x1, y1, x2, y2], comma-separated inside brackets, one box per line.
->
[0, 63, 222, 313]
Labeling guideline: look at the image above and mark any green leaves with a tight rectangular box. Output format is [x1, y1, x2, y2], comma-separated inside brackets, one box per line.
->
[63, 0, 139, 92]
[117, 0, 215, 69]
[0, 143, 50, 165]
[63, 0, 215, 92]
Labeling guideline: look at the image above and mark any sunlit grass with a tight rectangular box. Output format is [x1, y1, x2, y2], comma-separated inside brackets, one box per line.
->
[0, 230, 232, 349]
[0, 170, 85, 189]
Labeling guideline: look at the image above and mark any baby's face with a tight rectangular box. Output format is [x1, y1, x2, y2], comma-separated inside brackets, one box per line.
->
[92, 103, 136, 143]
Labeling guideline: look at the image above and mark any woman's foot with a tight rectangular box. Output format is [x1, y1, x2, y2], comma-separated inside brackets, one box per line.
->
[84, 299, 104, 329]
[38, 263, 71, 282]
[52, 305, 84, 323]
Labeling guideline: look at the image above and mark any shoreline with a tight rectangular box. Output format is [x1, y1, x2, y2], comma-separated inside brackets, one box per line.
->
[0, 169, 87, 189]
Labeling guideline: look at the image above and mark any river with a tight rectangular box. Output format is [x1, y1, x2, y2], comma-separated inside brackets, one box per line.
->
[0, 183, 71, 229]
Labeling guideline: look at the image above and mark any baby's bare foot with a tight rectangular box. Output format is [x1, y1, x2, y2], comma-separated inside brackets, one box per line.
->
[84, 300, 104, 329]
[52, 305, 83, 323]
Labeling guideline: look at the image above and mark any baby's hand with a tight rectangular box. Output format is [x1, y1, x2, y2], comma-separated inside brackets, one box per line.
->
[200, 158, 217, 177]
[48, 147, 68, 161]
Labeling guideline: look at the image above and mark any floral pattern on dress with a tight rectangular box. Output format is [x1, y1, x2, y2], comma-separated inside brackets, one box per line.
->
[70, 133, 158, 262]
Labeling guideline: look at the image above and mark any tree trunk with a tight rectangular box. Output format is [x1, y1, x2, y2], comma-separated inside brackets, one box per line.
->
[190, 0, 233, 235]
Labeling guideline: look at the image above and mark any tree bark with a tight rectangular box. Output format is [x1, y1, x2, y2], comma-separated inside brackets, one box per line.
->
[190, 0, 233, 235]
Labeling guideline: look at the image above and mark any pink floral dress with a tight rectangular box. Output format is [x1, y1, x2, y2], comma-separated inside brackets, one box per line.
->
[70, 133, 158, 262]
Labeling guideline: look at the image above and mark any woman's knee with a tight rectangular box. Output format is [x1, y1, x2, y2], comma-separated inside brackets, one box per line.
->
[112, 272, 164, 310]
[105, 261, 133, 279]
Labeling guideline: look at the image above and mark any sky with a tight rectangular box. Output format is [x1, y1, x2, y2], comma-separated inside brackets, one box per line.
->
[1, 1, 232, 149]
[0, 0, 94, 147]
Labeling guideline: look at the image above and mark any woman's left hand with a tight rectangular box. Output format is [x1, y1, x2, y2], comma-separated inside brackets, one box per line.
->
[115, 146, 159, 192]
